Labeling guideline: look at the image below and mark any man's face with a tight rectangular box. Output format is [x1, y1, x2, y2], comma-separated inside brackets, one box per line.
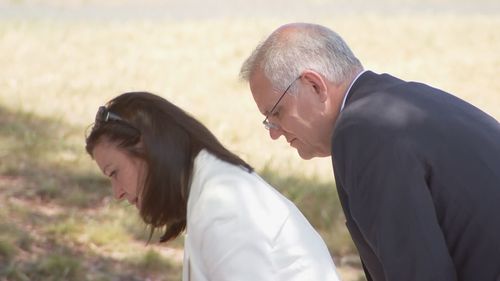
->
[249, 71, 333, 160]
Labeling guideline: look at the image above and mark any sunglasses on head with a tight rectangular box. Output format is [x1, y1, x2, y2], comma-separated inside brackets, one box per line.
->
[95, 106, 123, 124]
[90, 105, 141, 138]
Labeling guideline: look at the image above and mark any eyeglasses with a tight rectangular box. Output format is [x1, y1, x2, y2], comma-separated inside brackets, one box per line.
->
[95, 106, 124, 125]
[262, 76, 300, 130]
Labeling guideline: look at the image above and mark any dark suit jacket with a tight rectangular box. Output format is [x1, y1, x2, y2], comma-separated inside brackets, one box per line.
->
[331, 71, 500, 281]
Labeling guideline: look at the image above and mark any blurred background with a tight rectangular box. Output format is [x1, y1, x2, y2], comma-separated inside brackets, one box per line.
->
[0, 0, 499, 280]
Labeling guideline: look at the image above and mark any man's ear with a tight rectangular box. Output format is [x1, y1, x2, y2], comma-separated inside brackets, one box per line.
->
[301, 70, 328, 102]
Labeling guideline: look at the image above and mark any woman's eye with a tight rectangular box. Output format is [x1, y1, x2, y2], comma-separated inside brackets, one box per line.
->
[109, 171, 117, 178]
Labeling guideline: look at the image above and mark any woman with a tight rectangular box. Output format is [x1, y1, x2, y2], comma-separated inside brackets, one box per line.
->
[85, 91, 341, 281]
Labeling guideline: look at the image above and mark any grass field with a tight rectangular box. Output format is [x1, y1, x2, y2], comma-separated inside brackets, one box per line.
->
[0, 3, 499, 280]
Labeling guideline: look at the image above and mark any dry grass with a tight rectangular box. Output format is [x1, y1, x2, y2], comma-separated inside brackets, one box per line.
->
[0, 12, 499, 281]
[1, 16, 498, 175]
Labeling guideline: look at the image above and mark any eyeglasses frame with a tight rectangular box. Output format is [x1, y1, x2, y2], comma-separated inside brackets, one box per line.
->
[262, 76, 300, 130]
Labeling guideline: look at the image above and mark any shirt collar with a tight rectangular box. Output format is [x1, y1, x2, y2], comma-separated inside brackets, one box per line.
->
[340, 70, 368, 112]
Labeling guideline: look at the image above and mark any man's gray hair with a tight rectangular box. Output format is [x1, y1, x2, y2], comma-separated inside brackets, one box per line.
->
[240, 23, 363, 93]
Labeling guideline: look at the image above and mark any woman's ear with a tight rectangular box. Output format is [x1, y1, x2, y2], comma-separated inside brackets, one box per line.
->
[301, 70, 328, 103]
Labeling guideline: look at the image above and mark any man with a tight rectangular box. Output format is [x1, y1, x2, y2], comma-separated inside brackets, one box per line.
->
[240, 22, 500, 281]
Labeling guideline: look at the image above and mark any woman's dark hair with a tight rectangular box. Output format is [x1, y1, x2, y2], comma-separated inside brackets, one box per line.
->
[85, 91, 253, 242]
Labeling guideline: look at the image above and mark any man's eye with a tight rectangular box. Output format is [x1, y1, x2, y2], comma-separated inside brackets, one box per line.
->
[109, 171, 117, 178]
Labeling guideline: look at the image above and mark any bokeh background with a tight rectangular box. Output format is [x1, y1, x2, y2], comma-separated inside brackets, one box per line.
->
[1, 0, 499, 280]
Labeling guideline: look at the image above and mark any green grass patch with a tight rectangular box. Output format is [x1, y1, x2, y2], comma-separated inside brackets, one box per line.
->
[84, 217, 131, 246]
[125, 249, 182, 280]
[0, 238, 18, 262]
[45, 217, 82, 239]
[33, 253, 83, 280]
[1, 264, 31, 281]
[134, 249, 176, 273]
[0, 220, 32, 259]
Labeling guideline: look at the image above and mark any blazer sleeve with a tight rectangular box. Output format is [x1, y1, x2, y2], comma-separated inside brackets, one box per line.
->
[334, 121, 457, 281]
[188, 175, 284, 281]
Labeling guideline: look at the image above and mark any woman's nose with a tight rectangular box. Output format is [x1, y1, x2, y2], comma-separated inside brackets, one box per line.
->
[112, 184, 126, 201]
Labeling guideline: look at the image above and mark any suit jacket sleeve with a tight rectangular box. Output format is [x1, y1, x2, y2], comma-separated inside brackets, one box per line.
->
[333, 119, 457, 281]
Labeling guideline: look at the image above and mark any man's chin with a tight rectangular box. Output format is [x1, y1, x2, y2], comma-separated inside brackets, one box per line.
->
[297, 149, 314, 160]
[296, 148, 331, 160]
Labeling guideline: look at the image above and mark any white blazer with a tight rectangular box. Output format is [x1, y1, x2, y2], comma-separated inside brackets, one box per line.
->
[182, 150, 341, 281]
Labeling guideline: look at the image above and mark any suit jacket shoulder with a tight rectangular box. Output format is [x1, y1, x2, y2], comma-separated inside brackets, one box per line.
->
[330, 71, 500, 281]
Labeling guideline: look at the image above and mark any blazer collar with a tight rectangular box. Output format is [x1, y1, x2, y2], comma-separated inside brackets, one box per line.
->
[340, 70, 369, 112]
[187, 149, 240, 220]
[343, 70, 377, 108]
[343, 71, 405, 110]
[187, 149, 213, 221]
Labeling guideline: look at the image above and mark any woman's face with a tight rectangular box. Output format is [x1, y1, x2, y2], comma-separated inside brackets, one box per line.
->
[92, 137, 147, 209]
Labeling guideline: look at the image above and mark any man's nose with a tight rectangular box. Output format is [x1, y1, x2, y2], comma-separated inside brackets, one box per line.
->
[269, 126, 283, 140]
